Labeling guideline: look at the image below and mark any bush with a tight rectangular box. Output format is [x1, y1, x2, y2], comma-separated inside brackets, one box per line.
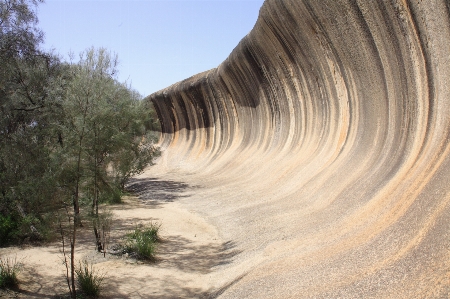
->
[124, 222, 161, 261]
[0, 212, 56, 245]
[99, 186, 123, 204]
[75, 261, 104, 298]
[0, 257, 20, 289]
[0, 215, 17, 245]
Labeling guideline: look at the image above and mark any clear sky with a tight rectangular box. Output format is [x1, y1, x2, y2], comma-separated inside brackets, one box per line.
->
[37, 0, 265, 97]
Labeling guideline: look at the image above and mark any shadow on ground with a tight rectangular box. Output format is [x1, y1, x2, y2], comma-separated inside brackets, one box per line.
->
[102, 276, 210, 299]
[101, 238, 241, 298]
[125, 178, 191, 208]
[157, 238, 240, 274]
[16, 266, 66, 299]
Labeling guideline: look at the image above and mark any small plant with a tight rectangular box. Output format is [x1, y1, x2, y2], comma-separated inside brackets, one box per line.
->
[91, 209, 113, 255]
[0, 257, 20, 289]
[75, 261, 104, 298]
[124, 222, 161, 261]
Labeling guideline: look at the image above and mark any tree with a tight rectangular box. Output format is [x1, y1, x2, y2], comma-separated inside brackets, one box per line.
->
[56, 47, 159, 297]
[0, 2, 160, 297]
[0, 0, 66, 243]
[59, 47, 158, 240]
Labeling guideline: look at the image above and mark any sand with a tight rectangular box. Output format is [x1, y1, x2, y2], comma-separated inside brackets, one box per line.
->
[0, 172, 226, 298]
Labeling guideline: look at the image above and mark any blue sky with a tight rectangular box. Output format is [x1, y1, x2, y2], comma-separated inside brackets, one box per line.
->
[37, 0, 264, 97]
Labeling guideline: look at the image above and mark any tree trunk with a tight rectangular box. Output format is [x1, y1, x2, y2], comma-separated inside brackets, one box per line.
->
[74, 132, 84, 227]
[70, 217, 77, 299]
[92, 131, 102, 252]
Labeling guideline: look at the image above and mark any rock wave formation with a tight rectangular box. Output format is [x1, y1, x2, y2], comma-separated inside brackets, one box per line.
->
[149, 0, 450, 298]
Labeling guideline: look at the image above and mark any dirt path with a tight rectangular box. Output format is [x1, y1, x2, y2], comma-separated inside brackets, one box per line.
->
[0, 175, 230, 298]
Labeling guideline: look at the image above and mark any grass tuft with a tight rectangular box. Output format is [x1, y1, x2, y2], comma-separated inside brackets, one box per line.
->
[75, 261, 104, 298]
[124, 222, 161, 261]
[0, 257, 20, 289]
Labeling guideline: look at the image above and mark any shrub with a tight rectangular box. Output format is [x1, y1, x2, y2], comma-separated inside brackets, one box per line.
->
[0, 215, 17, 245]
[124, 222, 161, 261]
[99, 186, 122, 204]
[0, 257, 20, 289]
[75, 261, 104, 298]
[0, 212, 56, 245]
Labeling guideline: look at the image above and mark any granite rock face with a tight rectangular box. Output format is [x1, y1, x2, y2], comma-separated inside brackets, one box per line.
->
[150, 0, 450, 297]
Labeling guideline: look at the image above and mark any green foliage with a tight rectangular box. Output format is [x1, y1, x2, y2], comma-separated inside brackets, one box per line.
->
[75, 261, 104, 298]
[59, 47, 159, 205]
[0, 257, 20, 289]
[124, 223, 161, 261]
[0, 211, 56, 244]
[1, 1, 161, 297]
[129, 222, 161, 243]
[0, 0, 67, 243]
[0, 215, 17, 244]
[0, 46, 160, 244]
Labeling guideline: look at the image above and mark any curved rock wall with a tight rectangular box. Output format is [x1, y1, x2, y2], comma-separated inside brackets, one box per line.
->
[149, 0, 450, 297]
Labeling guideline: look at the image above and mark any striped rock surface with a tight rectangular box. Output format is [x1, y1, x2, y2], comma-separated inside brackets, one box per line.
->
[148, 0, 450, 298]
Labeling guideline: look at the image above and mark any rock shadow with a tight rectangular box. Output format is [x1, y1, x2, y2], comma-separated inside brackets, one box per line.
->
[157, 238, 240, 274]
[126, 177, 190, 208]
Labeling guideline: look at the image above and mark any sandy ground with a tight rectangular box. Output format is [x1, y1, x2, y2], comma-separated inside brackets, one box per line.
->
[0, 175, 228, 299]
